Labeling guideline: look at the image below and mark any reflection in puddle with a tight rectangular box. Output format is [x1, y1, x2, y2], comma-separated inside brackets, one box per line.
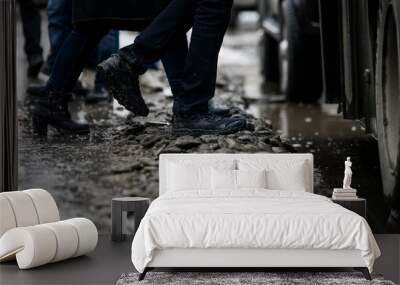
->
[249, 103, 365, 140]
[249, 101, 391, 233]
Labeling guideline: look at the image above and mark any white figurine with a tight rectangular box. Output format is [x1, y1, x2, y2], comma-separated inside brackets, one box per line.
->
[343, 157, 353, 189]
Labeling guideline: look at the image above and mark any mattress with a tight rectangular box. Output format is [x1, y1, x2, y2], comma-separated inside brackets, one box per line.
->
[131, 190, 380, 273]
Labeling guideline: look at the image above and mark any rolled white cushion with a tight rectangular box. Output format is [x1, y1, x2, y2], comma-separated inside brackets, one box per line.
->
[63, 218, 98, 257]
[0, 189, 60, 238]
[23, 189, 60, 224]
[0, 218, 98, 269]
[0, 226, 57, 269]
[0, 192, 39, 227]
[42, 221, 79, 262]
[0, 196, 17, 237]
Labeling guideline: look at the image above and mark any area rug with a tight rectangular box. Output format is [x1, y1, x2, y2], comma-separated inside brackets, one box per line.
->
[116, 272, 396, 285]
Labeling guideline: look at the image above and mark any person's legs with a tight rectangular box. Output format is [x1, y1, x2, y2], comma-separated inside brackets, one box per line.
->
[134, 0, 232, 114]
[31, 27, 109, 135]
[96, 30, 120, 66]
[85, 30, 120, 103]
[98, 0, 245, 134]
[18, 0, 43, 78]
[132, 0, 196, 64]
[165, 0, 245, 134]
[47, 28, 108, 93]
[161, 33, 188, 98]
[162, 32, 231, 116]
[97, 0, 197, 114]
[160, 0, 233, 117]
[46, 0, 73, 74]
[106, 0, 230, 113]
[177, 0, 233, 115]
[97, 0, 196, 115]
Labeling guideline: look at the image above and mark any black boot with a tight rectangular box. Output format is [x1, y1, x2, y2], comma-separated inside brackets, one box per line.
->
[173, 99, 231, 117]
[27, 54, 44, 79]
[208, 102, 230, 117]
[85, 87, 111, 104]
[172, 112, 246, 136]
[31, 92, 90, 135]
[96, 46, 149, 116]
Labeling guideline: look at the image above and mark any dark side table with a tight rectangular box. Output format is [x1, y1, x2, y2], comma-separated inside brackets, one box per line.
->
[111, 197, 151, 242]
[331, 197, 366, 219]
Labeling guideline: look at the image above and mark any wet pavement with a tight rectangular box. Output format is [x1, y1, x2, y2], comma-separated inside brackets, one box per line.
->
[17, 12, 393, 233]
[221, 15, 391, 232]
[252, 103, 388, 233]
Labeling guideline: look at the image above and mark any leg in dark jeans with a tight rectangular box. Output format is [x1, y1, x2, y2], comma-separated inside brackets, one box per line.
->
[91, 30, 120, 91]
[180, 0, 233, 114]
[31, 27, 108, 135]
[47, 28, 108, 93]
[97, 0, 196, 115]
[161, 33, 188, 98]
[161, 32, 231, 117]
[18, 0, 43, 77]
[133, 0, 233, 115]
[87, 30, 120, 103]
[46, 0, 73, 73]
[46, 0, 119, 86]
[98, 0, 246, 134]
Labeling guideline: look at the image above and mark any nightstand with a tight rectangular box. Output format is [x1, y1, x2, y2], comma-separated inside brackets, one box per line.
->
[111, 197, 151, 242]
[331, 197, 366, 219]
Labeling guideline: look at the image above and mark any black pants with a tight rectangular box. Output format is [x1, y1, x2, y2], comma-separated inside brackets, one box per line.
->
[17, 0, 43, 63]
[133, 0, 233, 115]
[46, 26, 188, 99]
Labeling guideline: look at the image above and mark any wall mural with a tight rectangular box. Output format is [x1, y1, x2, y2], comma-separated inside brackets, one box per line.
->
[10, 1, 399, 235]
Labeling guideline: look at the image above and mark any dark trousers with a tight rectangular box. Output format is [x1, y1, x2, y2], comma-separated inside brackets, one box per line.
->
[46, 28, 106, 92]
[133, 0, 233, 114]
[17, 0, 43, 63]
[46, 0, 119, 75]
[46, 27, 187, 96]
[47, 0, 73, 71]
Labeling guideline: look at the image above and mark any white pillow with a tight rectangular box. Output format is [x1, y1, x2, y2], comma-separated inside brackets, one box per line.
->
[211, 169, 236, 190]
[167, 160, 235, 192]
[238, 159, 307, 191]
[237, 169, 267, 189]
[211, 169, 267, 191]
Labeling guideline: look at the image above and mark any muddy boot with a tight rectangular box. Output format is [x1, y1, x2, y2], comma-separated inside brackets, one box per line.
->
[31, 92, 90, 135]
[96, 46, 149, 116]
[208, 102, 230, 117]
[27, 54, 44, 79]
[85, 87, 110, 104]
[172, 112, 246, 136]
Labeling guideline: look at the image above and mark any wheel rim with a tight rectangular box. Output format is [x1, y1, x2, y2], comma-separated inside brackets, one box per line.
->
[279, 5, 289, 94]
[382, 8, 400, 170]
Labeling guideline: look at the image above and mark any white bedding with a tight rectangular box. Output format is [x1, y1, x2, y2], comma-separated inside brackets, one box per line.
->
[131, 190, 380, 273]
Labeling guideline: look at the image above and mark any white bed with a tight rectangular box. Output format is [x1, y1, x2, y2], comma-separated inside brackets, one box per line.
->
[131, 153, 380, 280]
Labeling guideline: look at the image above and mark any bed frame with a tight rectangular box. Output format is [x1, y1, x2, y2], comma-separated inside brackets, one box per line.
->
[139, 154, 371, 280]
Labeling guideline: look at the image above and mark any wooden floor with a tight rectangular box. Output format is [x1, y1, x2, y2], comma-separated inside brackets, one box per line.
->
[1, 235, 399, 285]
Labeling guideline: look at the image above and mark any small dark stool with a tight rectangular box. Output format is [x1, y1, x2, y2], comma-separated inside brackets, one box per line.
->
[111, 197, 150, 242]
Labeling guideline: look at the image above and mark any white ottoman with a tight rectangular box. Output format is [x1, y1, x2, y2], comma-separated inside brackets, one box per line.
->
[0, 189, 98, 269]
